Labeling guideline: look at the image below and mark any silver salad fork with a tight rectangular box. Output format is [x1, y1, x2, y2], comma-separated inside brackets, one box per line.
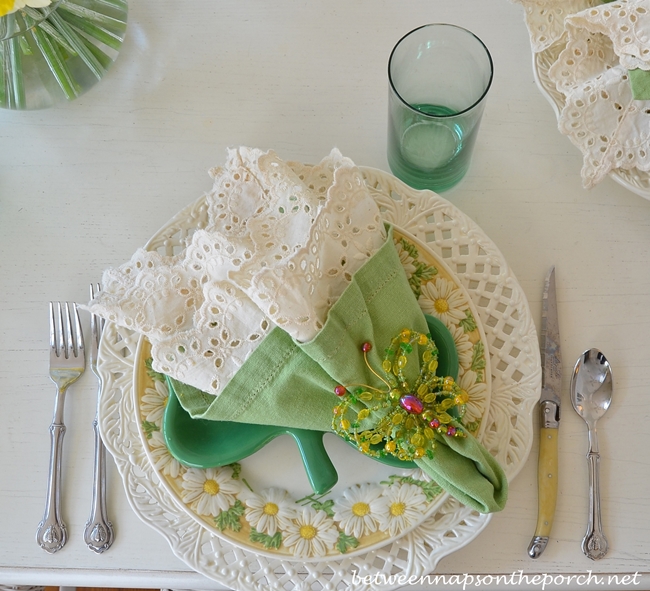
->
[83, 283, 115, 553]
[37, 302, 86, 553]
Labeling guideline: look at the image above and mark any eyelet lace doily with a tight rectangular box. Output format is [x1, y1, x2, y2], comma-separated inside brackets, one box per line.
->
[90, 147, 385, 397]
[97, 166, 540, 591]
[512, 0, 602, 51]
[514, 0, 650, 195]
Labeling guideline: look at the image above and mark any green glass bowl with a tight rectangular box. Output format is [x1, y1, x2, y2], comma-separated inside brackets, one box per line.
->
[162, 314, 458, 493]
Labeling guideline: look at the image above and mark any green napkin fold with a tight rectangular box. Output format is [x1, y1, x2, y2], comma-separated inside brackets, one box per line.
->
[170, 225, 508, 513]
[417, 433, 507, 513]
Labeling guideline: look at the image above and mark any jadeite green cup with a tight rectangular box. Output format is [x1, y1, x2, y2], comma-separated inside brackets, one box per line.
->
[387, 24, 493, 192]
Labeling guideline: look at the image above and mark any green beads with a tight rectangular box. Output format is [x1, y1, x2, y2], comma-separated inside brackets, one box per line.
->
[331, 327, 466, 464]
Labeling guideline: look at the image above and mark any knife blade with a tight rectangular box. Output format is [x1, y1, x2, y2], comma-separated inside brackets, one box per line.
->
[528, 266, 561, 559]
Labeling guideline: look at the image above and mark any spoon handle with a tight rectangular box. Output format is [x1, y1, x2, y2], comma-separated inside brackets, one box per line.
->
[583, 428, 608, 560]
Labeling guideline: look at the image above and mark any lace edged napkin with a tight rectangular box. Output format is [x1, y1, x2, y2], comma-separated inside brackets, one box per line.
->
[89, 147, 385, 397]
[88, 147, 509, 514]
[512, 0, 602, 52]
[514, 0, 650, 188]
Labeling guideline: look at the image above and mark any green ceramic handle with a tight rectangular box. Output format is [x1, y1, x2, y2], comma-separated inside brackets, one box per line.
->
[164, 377, 340, 494]
[290, 429, 338, 495]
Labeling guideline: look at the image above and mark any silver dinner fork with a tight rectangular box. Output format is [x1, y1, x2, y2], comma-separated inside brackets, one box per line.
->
[36, 302, 85, 553]
[84, 283, 115, 553]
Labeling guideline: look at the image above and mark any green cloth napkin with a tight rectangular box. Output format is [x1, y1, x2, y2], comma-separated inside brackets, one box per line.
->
[628, 68, 650, 100]
[170, 226, 508, 513]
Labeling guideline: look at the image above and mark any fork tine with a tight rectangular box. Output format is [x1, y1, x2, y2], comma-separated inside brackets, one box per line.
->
[89, 284, 102, 352]
[64, 302, 74, 359]
[89, 285, 96, 347]
[72, 303, 84, 358]
[49, 302, 56, 355]
[91, 282, 102, 308]
[96, 284, 105, 333]
[57, 302, 65, 358]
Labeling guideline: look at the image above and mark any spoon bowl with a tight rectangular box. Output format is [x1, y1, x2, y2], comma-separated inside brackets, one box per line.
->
[570, 348, 613, 561]
[571, 349, 612, 425]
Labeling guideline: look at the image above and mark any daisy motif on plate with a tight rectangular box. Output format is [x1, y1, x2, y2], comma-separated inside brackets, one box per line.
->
[332, 483, 385, 539]
[148, 430, 183, 479]
[374, 482, 428, 537]
[418, 277, 466, 326]
[447, 324, 475, 371]
[243, 488, 296, 536]
[283, 506, 339, 557]
[140, 378, 168, 424]
[457, 369, 488, 425]
[181, 466, 242, 517]
[393, 240, 418, 281]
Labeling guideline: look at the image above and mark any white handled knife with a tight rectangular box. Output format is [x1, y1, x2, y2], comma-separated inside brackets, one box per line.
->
[528, 266, 561, 558]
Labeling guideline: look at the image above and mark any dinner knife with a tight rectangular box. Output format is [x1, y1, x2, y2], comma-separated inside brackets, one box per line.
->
[528, 266, 561, 559]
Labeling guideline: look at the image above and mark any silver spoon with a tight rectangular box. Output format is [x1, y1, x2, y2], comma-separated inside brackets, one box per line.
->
[570, 348, 612, 560]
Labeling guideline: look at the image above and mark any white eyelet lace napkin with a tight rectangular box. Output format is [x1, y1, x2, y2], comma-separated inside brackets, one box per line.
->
[511, 0, 601, 52]
[88, 147, 386, 396]
[514, 0, 650, 188]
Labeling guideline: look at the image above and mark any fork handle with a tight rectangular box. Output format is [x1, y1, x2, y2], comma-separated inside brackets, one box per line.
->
[84, 409, 114, 553]
[36, 388, 67, 553]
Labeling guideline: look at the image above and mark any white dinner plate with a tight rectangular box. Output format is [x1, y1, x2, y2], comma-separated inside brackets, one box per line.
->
[98, 165, 541, 591]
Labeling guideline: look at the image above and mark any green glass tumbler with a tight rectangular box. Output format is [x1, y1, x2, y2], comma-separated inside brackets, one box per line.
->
[387, 24, 493, 192]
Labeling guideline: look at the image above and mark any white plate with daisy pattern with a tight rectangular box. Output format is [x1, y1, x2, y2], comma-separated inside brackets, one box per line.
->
[98, 165, 540, 590]
[132, 225, 490, 561]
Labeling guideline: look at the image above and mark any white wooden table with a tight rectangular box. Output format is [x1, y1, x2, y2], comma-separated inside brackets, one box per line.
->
[1, 1, 650, 589]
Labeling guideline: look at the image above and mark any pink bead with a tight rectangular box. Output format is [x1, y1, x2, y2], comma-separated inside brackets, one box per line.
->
[399, 395, 424, 414]
[446, 426, 457, 436]
[334, 385, 347, 397]
[429, 418, 440, 429]
[361, 342, 372, 353]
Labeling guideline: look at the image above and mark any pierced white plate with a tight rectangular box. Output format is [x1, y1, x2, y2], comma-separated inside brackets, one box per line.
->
[533, 41, 650, 199]
[98, 166, 541, 591]
[129, 224, 491, 561]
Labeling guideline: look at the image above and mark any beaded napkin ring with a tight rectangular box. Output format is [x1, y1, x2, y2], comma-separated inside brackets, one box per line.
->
[332, 328, 467, 462]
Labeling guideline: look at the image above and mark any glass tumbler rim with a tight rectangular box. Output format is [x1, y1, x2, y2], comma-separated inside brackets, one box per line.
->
[388, 22, 494, 119]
